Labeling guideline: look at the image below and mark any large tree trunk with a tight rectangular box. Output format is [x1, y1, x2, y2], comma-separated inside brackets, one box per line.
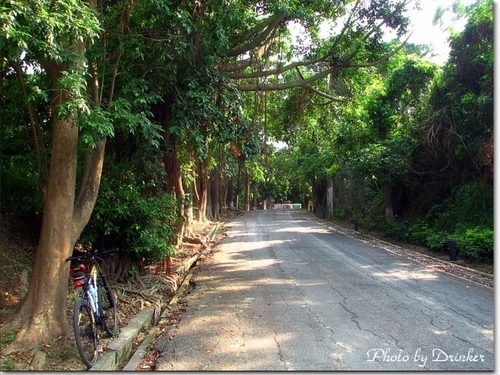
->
[311, 174, 317, 213]
[164, 136, 185, 243]
[227, 175, 235, 209]
[6, 47, 107, 352]
[210, 165, 221, 221]
[72, 140, 106, 246]
[244, 169, 251, 211]
[161, 94, 186, 243]
[383, 183, 395, 224]
[195, 158, 209, 222]
[184, 182, 194, 237]
[7, 64, 81, 350]
[326, 177, 334, 219]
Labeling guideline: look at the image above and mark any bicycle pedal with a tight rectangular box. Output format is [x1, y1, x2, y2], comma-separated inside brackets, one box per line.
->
[98, 345, 104, 353]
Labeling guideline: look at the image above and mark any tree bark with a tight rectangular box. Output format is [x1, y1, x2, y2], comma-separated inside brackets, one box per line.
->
[210, 165, 221, 221]
[7, 62, 81, 349]
[72, 140, 106, 246]
[7, 11, 112, 349]
[164, 134, 185, 244]
[383, 183, 395, 224]
[195, 158, 209, 222]
[227, 175, 235, 209]
[245, 169, 251, 211]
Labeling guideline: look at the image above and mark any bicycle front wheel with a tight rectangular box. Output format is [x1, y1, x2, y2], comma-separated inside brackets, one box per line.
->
[73, 298, 99, 368]
[98, 279, 118, 337]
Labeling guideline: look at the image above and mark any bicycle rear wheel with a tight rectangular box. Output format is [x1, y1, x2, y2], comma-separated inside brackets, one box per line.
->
[73, 298, 99, 368]
[98, 278, 118, 337]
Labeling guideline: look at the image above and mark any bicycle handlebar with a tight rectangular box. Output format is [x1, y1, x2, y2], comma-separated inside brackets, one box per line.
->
[65, 248, 119, 262]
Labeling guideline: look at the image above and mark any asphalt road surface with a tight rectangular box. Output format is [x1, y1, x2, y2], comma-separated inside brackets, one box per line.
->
[155, 209, 494, 371]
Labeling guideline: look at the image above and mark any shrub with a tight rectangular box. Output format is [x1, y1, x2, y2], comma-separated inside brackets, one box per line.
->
[408, 221, 448, 251]
[425, 231, 448, 251]
[384, 221, 411, 241]
[454, 227, 494, 263]
[409, 221, 432, 245]
[333, 207, 346, 220]
[81, 165, 181, 265]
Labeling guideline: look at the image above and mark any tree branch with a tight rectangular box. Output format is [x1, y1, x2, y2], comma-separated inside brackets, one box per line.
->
[12, 60, 49, 199]
[295, 67, 347, 102]
[225, 13, 286, 58]
[236, 65, 338, 92]
[223, 56, 326, 79]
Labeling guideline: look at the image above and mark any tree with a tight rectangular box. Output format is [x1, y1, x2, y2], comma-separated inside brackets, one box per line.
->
[1, 0, 416, 351]
[2, 0, 102, 349]
[2, 0, 163, 349]
[420, 0, 493, 186]
[363, 58, 438, 223]
[152, 0, 415, 222]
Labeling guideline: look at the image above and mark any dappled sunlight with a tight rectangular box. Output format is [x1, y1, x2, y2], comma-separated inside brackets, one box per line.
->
[224, 239, 288, 251]
[228, 332, 293, 353]
[433, 330, 449, 335]
[231, 257, 280, 271]
[163, 312, 296, 370]
[371, 267, 439, 281]
[275, 226, 330, 234]
[224, 231, 262, 237]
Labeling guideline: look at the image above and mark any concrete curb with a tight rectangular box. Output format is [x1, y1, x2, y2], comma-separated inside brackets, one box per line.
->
[89, 223, 218, 371]
[91, 309, 155, 371]
[122, 271, 195, 371]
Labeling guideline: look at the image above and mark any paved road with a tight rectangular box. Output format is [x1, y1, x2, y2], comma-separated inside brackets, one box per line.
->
[155, 210, 494, 371]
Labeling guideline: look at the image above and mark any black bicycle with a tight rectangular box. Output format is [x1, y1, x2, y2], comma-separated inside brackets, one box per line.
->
[66, 248, 119, 368]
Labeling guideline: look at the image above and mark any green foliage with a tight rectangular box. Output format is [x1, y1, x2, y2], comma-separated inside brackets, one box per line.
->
[454, 227, 493, 263]
[404, 182, 493, 261]
[0, 330, 15, 349]
[0, 154, 43, 214]
[425, 231, 449, 251]
[128, 265, 139, 278]
[81, 162, 181, 263]
[333, 207, 347, 220]
[423, 0, 493, 186]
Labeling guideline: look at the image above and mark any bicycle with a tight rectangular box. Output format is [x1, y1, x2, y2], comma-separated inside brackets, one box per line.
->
[66, 248, 119, 368]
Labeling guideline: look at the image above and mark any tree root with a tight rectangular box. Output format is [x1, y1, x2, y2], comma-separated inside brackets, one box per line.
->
[114, 273, 178, 320]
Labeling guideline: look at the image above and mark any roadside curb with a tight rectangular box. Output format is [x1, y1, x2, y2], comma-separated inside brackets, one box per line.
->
[90, 223, 219, 371]
[122, 271, 195, 371]
[91, 309, 156, 371]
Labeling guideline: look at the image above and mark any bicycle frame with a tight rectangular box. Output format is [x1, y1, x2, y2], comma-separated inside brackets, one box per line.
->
[66, 248, 119, 368]
[71, 264, 96, 312]
[84, 267, 99, 317]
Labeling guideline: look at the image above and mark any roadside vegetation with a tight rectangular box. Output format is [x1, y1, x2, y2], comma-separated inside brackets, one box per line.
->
[0, 0, 493, 368]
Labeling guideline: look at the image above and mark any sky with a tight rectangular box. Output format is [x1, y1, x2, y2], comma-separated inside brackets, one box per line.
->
[308, 0, 478, 66]
[405, 0, 477, 65]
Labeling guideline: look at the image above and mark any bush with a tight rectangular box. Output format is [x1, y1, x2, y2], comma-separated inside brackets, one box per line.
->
[425, 231, 448, 251]
[454, 227, 494, 263]
[333, 207, 346, 220]
[408, 221, 448, 251]
[81, 164, 181, 264]
[383, 220, 411, 241]
[409, 221, 432, 245]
